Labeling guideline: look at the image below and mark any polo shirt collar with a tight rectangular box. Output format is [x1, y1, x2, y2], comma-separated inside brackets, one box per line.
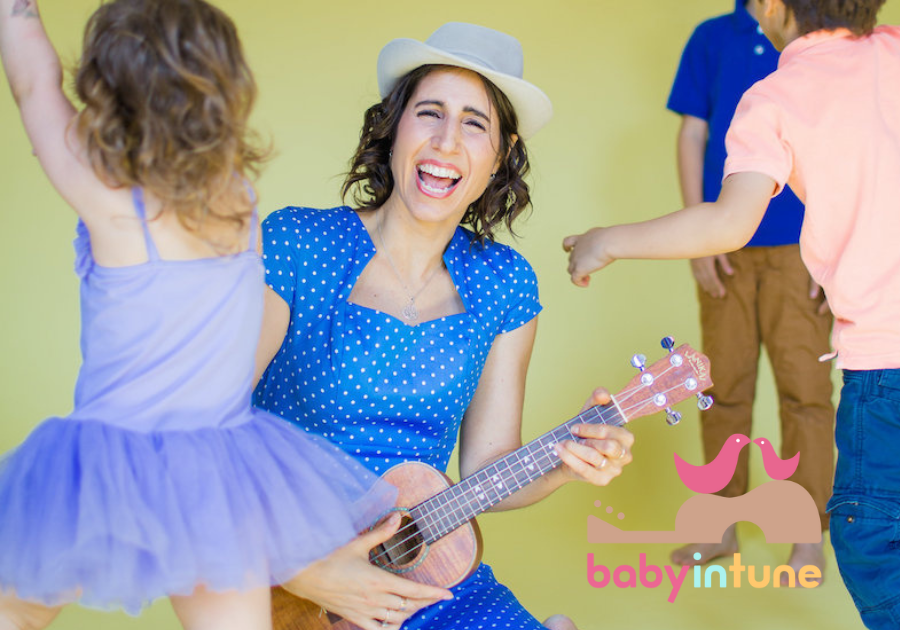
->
[780, 28, 854, 66]
[732, 1, 758, 32]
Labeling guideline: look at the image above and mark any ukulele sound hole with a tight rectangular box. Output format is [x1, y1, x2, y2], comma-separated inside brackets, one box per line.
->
[369, 512, 427, 573]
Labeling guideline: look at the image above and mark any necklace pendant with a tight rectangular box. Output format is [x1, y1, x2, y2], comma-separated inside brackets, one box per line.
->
[401, 298, 418, 322]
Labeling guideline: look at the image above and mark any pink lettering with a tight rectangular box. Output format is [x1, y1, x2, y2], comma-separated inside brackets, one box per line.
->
[586, 553, 610, 588]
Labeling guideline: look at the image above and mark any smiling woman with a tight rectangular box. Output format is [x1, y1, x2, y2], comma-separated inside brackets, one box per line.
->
[343, 67, 515, 325]
[251, 22, 636, 630]
[343, 62, 530, 244]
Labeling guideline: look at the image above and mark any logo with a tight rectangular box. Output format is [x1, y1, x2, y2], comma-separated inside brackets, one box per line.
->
[585, 436, 822, 601]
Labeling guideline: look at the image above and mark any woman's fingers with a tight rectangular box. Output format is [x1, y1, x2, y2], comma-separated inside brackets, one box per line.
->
[378, 571, 453, 606]
[573, 424, 635, 450]
[281, 510, 452, 630]
[301, 564, 451, 630]
[578, 387, 611, 413]
[352, 511, 402, 551]
[348, 570, 452, 630]
[555, 424, 634, 485]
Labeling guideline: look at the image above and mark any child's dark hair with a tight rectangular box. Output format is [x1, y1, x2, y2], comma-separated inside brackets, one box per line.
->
[342, 65, 531, 244]
[782, 0, 887, 36]
[75, 0, 266, 238]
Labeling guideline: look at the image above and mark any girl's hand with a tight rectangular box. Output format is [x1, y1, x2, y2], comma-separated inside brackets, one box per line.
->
[562, 228, 615, 287]
[281, 513, 453, 630]
[555, 387, 634, 486]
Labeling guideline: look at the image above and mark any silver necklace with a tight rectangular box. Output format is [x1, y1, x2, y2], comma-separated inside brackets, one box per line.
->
[376, 218, 443, 323]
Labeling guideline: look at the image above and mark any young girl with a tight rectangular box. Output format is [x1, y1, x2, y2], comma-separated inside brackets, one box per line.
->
[0, 1, 394, 628]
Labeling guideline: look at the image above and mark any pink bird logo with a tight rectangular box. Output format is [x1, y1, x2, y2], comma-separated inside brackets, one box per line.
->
[673, 434, 750, 494]
[753, 437, 800, 480]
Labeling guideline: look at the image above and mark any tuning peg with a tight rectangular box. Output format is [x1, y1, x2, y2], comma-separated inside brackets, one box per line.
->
[630, 354, 647, 370]
[696, 393, 714, 411]
[661, 336, 675, 352]
[665, 408, 682, 426]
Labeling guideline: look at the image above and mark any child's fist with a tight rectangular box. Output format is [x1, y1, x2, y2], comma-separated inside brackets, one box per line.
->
[562, 228, 614, 287]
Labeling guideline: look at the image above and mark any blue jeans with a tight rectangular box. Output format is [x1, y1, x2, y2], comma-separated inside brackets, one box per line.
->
[829, 369, 900, 629]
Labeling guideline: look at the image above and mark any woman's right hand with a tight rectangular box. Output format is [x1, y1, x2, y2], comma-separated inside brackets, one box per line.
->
[281, 513, 454, 630]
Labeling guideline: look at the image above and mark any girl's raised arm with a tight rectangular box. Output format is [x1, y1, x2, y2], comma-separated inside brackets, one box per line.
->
[1, 0, 104, 214]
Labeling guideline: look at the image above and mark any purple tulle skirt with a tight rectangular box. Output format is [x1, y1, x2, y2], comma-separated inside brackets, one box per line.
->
[0, 414, 395, 614]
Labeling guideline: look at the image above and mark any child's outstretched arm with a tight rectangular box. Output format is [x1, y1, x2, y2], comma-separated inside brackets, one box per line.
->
[1, 0, 99, 213]
[562, 171, 776, 287]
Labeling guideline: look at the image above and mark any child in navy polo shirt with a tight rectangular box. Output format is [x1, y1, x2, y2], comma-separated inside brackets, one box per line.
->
[666, 0, 834, 581]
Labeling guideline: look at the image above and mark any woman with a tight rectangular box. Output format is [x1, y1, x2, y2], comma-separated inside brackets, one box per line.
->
[254, 22, 634, 630]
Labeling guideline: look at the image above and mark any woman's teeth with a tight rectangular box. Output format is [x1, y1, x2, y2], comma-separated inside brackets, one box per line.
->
[417, 163, 461, 194]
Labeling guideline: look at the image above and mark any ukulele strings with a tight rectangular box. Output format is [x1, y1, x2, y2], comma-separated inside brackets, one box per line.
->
[370, 375, 687, 567]
[370, 377, 687, 566]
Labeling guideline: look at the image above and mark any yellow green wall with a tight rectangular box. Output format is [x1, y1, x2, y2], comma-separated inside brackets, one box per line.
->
[4, 1, 898, 628]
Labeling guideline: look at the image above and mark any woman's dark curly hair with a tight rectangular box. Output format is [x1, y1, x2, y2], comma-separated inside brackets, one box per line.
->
[782, 0, 887, 36]
[342, 65, 531, 243]
[74, 0, 267, 241]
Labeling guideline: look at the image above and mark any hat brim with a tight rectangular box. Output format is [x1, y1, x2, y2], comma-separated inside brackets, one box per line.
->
[377, 38, 553, 140]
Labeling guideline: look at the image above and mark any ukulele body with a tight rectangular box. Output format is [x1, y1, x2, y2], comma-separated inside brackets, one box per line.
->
[272, 461, 482, 630]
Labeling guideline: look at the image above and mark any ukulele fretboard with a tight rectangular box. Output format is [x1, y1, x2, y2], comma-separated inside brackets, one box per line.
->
[410, 401, 626, 543]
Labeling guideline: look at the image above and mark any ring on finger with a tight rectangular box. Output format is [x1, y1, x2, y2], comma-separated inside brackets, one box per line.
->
[598, 457, 608, 470]
[398, 596, 408, 612]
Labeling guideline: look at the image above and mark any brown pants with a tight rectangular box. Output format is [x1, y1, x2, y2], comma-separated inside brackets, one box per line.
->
[698, 245, 835, 529]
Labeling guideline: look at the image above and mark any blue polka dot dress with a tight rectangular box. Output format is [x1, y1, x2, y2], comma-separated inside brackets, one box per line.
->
[255, 207, 548, 629]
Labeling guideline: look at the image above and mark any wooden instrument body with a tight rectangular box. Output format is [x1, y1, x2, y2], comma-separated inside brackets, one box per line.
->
[271, 461, 482, 630]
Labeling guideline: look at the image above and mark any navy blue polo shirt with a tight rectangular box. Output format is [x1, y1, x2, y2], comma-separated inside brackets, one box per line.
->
[667, 0, 804, 247]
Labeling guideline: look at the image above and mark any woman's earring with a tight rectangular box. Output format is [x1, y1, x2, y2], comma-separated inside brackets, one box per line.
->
[490, 173, 496, 180]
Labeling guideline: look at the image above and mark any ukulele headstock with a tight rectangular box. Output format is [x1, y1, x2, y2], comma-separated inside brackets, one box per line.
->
[614, 336, 713, 425]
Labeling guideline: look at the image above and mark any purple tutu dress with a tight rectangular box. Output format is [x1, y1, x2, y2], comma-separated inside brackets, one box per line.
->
[0, 190, 395, 614]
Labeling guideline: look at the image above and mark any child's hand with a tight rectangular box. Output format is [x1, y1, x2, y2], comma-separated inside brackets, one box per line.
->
[809, 277, 831, 316]
[563, 227, 614, 287]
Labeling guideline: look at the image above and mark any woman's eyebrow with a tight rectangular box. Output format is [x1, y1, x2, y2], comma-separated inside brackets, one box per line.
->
[414, 100, 489, 122]
[463, 106, 489, 122]
[414, 99, 445, 108]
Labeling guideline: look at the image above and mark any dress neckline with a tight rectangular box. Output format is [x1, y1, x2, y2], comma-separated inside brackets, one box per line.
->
[343, 208, 471, 328]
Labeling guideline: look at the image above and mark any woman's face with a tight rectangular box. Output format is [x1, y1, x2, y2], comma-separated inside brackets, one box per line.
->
[388, 67, 503, 226]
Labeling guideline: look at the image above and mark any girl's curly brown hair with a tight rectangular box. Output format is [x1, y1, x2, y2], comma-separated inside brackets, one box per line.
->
[74, 0, 266, 242]
[782, 0, 887, 36]
[342, 65, 531, 243]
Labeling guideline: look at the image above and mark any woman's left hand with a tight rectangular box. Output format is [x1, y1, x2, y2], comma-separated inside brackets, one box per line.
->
[555, 387, 634, 486]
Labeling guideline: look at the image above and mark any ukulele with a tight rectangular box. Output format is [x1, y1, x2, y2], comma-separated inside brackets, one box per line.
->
[271, 338, 713, 630]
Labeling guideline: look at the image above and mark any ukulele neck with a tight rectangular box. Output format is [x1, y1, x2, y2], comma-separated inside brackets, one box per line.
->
[410, 400, 627, 543]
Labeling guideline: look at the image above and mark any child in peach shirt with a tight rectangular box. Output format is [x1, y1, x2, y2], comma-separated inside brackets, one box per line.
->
[564, 0, 899, 627]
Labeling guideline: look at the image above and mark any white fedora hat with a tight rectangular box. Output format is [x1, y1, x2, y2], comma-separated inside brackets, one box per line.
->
[377, 22, 553, 140]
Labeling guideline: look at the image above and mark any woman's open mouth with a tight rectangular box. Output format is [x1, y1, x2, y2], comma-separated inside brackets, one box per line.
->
[416, 162, 462, 198]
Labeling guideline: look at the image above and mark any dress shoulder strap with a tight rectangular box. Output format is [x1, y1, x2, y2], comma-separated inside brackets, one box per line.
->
[131, 187, 161, 262]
